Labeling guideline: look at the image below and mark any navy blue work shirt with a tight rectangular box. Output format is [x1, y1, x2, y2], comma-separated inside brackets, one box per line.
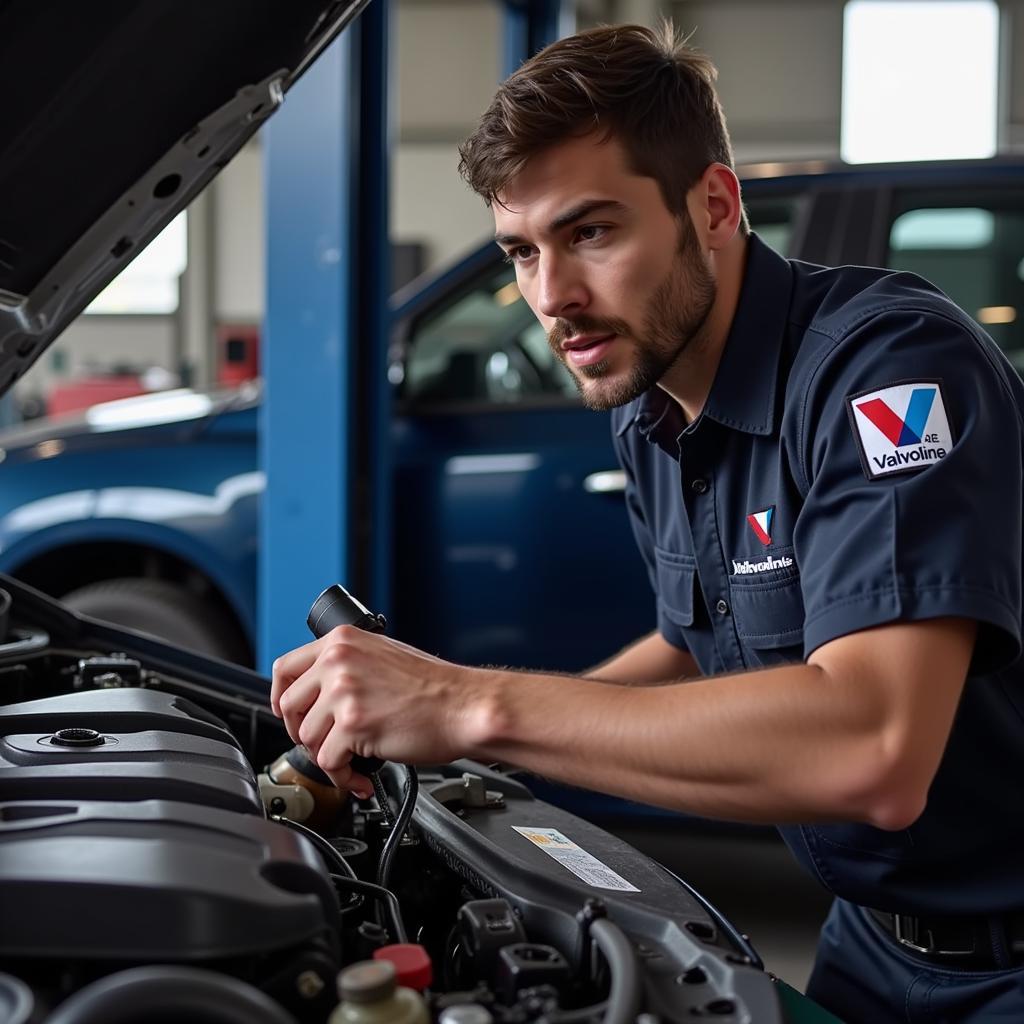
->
[611, 233, 1024, 915]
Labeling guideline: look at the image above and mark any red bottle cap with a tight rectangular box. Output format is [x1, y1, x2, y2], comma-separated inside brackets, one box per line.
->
[373, 943, 433, 991]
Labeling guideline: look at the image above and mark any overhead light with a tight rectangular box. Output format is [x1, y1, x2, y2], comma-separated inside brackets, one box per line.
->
[977, 306, 1017, 325]
[494, 281, 522, 307]
[841, 1, 998, 163]
[34, 440, 65, 460]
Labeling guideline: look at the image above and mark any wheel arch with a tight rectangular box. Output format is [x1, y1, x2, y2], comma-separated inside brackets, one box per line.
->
[6, 532, 256, 666]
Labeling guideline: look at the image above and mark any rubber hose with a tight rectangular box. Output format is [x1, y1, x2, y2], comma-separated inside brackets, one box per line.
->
[590, 918, 643, 1024]
[43, 966, 298, 1024]
[331, 874, 409, 944]
[0, 973, 34, 1024]
[377, 765, 418, 889]
[275, 814, 357, 879]
[274, 817, 409, 943]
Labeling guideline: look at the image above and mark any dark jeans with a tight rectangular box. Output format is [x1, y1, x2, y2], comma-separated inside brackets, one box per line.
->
[806, 899, 1024, 1023]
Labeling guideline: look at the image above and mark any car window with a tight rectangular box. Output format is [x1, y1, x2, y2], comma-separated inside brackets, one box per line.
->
[745, 196, 799, 256]
[404, 261, 577, 407]
[887, 197, 1024, 370]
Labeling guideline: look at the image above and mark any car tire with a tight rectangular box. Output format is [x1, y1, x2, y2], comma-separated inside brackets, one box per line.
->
[61, 578, 250, 665]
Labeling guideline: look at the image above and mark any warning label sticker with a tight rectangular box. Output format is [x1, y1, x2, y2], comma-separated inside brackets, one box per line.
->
[512, 826, 640, 892]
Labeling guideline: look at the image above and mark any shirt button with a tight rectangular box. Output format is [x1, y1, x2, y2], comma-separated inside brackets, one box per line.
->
[691, 478, 709, 494]
[715, 599, 730, 616]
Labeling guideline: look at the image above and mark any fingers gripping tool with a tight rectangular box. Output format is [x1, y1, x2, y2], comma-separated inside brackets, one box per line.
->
[306, 584, 393, 826]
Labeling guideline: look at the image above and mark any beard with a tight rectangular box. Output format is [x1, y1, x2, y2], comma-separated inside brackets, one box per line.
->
[547, 218, 716, 411]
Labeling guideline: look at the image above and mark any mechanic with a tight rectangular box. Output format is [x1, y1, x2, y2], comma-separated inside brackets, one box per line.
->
[272, 23, 1024, 1023]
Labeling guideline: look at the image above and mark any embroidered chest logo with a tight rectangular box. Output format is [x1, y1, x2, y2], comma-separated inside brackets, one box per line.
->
[847, 380, 954, 480]
[734, 506, 793, 575]
[746, 506, 774, 546]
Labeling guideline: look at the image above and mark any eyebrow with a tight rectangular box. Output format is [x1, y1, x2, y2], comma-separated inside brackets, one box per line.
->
[493, 199, 628, 246]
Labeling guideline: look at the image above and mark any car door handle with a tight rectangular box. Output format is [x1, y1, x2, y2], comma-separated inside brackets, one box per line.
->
[583, 470, 627, 494]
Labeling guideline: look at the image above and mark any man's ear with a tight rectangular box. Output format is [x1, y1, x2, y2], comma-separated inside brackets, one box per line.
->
[689, 163, 743, 251]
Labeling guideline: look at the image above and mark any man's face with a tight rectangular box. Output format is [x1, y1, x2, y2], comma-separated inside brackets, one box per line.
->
[493, 134, 716, 410]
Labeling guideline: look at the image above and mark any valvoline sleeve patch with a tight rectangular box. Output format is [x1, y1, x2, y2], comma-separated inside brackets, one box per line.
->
[846, 379, 955, 479]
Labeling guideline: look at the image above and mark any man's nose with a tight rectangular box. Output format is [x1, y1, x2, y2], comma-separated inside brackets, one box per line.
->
[536, 254, 588, 320]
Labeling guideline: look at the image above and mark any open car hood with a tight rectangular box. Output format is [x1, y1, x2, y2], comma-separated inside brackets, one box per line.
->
[0, 0, 368, 395]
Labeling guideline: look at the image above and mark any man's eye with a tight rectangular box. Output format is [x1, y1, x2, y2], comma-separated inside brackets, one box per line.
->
[575, 225, 607, 242]
[503, 246, 534, 264]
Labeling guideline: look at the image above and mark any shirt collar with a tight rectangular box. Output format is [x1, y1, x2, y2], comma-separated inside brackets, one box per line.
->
[618, 232, 793, 447]
[700, 232, 792, 435]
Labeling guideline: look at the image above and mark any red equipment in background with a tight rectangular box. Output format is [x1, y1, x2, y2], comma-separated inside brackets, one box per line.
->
[216, 324, 260, 387]
[47, 373, 146, 417]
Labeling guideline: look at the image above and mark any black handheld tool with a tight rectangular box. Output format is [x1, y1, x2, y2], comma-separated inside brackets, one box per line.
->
[308, 583, 418, 890]
[306, 583, 388, 775]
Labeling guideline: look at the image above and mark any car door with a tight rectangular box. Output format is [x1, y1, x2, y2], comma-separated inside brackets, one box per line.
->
[390, 250, 653, 671]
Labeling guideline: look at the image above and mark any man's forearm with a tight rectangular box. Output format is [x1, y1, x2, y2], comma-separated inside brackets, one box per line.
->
[464, 662, 865, 823]
[458, 619, 972, 828]
[584, 629, 701, 685]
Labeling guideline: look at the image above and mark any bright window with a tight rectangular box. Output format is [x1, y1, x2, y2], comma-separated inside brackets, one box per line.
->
[85, 212, 188, 314]
[841, 1, 999, 164]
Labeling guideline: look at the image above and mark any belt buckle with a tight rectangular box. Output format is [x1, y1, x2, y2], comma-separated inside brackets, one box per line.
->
[893, 914, 976, 957]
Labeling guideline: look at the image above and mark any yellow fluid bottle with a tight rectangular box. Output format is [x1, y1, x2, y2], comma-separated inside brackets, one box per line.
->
[330, 960, 430, 1024]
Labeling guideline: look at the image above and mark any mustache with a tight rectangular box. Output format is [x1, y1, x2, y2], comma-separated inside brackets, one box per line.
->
[548, 316, 632, 348]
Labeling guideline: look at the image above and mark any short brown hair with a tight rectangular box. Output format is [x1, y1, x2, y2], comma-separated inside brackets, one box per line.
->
[459, 22, 745, 230]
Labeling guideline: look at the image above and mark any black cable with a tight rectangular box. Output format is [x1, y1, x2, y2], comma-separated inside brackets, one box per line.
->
[371, 771, 397, 829]
[377, 765, 418, 889]
[330, 873, 409, 944]
[273, 815, 409, 942]
[272, 815, 357, 879]
[0, 626, 51, 660]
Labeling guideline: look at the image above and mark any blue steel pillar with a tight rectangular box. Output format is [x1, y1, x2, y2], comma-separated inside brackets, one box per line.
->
[503, 0, 568, 76]
[260, 3, 391, 672]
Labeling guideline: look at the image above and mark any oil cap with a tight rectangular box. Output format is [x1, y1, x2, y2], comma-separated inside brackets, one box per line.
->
[50, 728, 104, 747]
[373, 944, 433, 991]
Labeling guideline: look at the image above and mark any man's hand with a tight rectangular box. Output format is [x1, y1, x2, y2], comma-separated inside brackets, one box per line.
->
[270, 626, 483, 793]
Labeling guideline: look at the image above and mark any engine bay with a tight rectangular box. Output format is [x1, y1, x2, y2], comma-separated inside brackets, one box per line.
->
[0, 577, 802, 1024]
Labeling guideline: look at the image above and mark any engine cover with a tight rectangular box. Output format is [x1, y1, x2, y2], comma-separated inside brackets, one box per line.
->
[0, 799, 338, 962]
[0, 688, 261, 813]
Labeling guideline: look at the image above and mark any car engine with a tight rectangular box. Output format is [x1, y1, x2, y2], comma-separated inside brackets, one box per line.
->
[0, 578, 797, 1024]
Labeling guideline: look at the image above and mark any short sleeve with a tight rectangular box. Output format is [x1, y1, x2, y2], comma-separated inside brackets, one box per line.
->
[795, 308, 1022, 673]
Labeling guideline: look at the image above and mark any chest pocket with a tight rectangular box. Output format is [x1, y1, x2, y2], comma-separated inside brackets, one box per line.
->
[728, 551, 805, 667]
[653, 547, 695, 646]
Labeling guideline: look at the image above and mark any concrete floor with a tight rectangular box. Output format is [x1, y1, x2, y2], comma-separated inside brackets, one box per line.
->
[610, 824, 834, 993]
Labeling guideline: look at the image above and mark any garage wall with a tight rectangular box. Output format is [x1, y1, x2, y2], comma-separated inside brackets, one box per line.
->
[671, 0, 845, 162]
[214, 145, 266, 324]
[393, 0, 504, 269]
